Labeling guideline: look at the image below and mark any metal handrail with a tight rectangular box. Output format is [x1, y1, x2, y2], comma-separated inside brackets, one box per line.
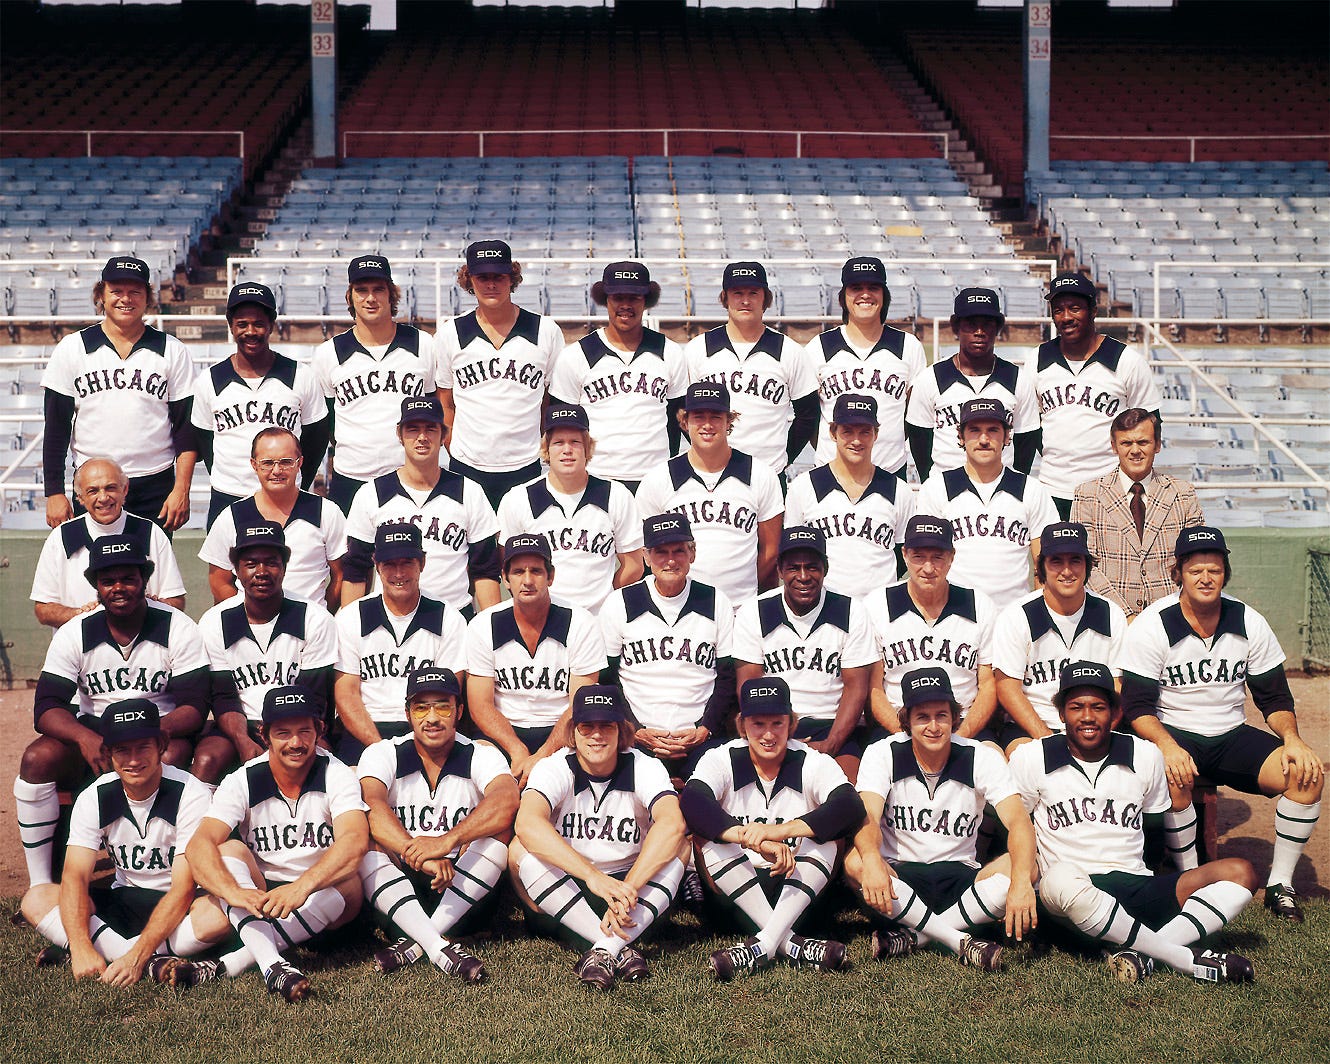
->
[0, 129, 245, 158]
[1047, 133, 1329, 164]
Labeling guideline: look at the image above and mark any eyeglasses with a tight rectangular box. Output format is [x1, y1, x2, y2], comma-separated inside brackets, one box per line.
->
[255, 458, 299, 471]
[409, 700, 457, 718]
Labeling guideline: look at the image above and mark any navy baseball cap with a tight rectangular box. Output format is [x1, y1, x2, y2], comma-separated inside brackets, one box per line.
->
[952, 287, 1004, 324]
[1175, 525, 1230, 560]
[1047, 272, 1097, 305]
[85, 534, 152, 577]
[232, 520, 288, 557]
[572, 684, 627, 725]
[958, 397, 1009, 427]
[778, 525, 828, 562]
[903, 515, 954, 551]
[1053, 661, 1118, 710]
[504, 533, 553, 566]
[348, 255, 392, 283]
[841, 256, 887, 286]
[466, 239, 513, 275]
[684, 381, 730, 413]
[832, 393, 879, 426]
[101, 699, 162, 746]
[722, 261, 768, 290]
[374, 521, 425, 562]
[542, 402, 590, 433]
[262, 685, 320, 725]
[227, 282, 277, 315]
[643, 513, 693, 549]
[599, 261, 651, 295]
[101, 256, 150, 284]
[1042, 522, 1092, 558]
[405, 667, 462, 700]
[398, 395, 445, 426]
[900, 667, 957, 710]
[739, 676, 793, 718]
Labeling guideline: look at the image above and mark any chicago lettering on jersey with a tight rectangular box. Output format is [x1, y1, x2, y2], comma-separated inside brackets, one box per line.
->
[1042, 797, 1143, 832]
[231, 659, 302, 692]
[559, 812, 642, 845]
[582, 371, 670, 404]
[890, 804, 979, 839]
[394, 802, 471, 834]
[360, 651, 435, 681]
[548, 527, 616, 558]
[819, 367, 908, 402]
[72, 366, 168, 401]
[81, 667, 170, 698]
[1037, 384, 1120, 417]
[881, 635, 978, 672]
[696, 369, 787, 405]
[948, 513, 1032, 547]
[762, 646, 842, 677]
[334, 369, 422, 406]
[620, 635, 717, 669]
[212, 399, 301, 433]
[108, 842, 175, 873]
[454, 358, 544, 391]
[248, 821, 336, 853]
[1025, 656, 1072, 687]
[494, 665, 569, 692]
[1164, 657, 1248, 687]
[806, 512, 898, 548]
[661, 499, 757, 533]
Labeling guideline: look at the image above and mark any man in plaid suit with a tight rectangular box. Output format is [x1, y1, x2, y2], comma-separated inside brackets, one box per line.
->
[1071, 409, 1203, 620]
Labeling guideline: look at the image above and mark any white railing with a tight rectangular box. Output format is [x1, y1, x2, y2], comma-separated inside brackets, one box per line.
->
[0, 129, 246, 159]
[1048, 133, 1330, 164]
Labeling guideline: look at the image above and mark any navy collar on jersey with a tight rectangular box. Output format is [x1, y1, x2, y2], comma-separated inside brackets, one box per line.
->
[1042, 731, 1136, 778]
[1036, 335, 1126, 375]
[817, 324, 907, 361]
[247, 752, 330, 804]
[1159, 596, 1247, 648]
[219, 597, 308, 648]
[933, 354, 1020, 395]
[61, 511, 152, 559]
[569, 750, 636, 796]
[393, 733, 475, 787]
[454, 307, 541, 349]
[667, 449, 754, 491]
[230, 491, 324, 531]
[703, 324, 786, 361]
[1024, 592, 1114, 643]
[96, 771, 185, 831]
[209, 352, 299, 393]
[890, 736, 977, 789]
[808, 462, 901, 504]
[81, 322, 168, 357]
[759, 588, 851, 637]
[333, 323, 420, 364]
[885, 580, 978, 624]
[358, 594, 446, 641]
[374, 469, 466, 507]
[730, 744, 808, 797]
[82, 602, 173, 652]
[580, 328, 666, 367]
[623, 578, 717, 625]
[526, 475, 612, 518]
[491, 602, 573, 650]
[941, 465, 1028, 502]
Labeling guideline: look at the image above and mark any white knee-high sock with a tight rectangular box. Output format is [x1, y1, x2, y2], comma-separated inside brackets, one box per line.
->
[1164, 806, 1200, 871]
[88, 915, 134, 960]
[698, 840, 777, 938]
[14, 779, 60, 888]
[1269, 797, 1320, 887]
[34, 907, 69, 948]
[430, 837, 507, 935]
[766, 842, 835, 958]
[937, 873, 1010, 931]
[360, 850, 448, 963]
[517, 853, 605, 948]
[881, 876, 965, 953]
[165, 912, 213, 957]
[591, 857, 684, 958]
[221, 857, 284, 975]
[1157, 881, 1252, 945]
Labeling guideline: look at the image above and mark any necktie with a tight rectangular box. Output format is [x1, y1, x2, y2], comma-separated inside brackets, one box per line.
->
[1129, 482, 1146, 539]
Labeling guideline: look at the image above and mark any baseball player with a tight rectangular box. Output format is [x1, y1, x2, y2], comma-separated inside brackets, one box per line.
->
[179, 685, 369, 1001]
[1011, 661, 1257, 984]
[497, 402, 643, 615]
[333, 522, 468, 761]
[991, 522, 1127, 754]
[466, 533, 606, 785]
[915, 397, 1058, 611]
[31, 457, 185, 628]
[14, 535, 209, 893]
[18, 700, 228, 983]
[683, 261, 819, 480]
[635, 382, 784, 606]
[600, 513, 734, 776]
[733, 526, 877, 777]
[510, 684, 687, 990]
[311, 255, 437, 513]
[192, 283, 329, 527]
[42, 256, 197, 534]
[342, 395, 501, 614]
[783, 393, 915, 599]
[809, 256, 927, 476]
[681, 677, 865, 979]
[357, 668, 519, 985]
[905, 288, 1039, 480]
[193, 522, 338, 785]
[548, 261, 688, 490]
[864, 515, 999, 739]
[1030, 272, 1160, 519]
[200, 426, 347, 608]
[1119, 526, 1323, 924]
[435, 240, 565, 509]
[846, 667, 1037, 973]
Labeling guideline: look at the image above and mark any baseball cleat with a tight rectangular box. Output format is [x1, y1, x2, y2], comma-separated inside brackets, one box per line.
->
[787, 935, 848, 973]
[871, 927, 918, 962]
[1105, 949, 1154, 983]
[264, 959, 311, 1003]
[573, 947, 616, 992]
[34, 945, 69, 968]
[708, 937, 772, 982]
[614, 946, 650, 982]
[680, 870, 706, 912]
[437, 942, 487, 985]
[957, 934, 1004, 972]
[1190, 948, 1254, 984]
[10, 911, 32, 929]
[168, 958, 220, 990]
[148, 954, 186, 984]
[374, 936, 425, 974]
[1263, 884, 1304, 924]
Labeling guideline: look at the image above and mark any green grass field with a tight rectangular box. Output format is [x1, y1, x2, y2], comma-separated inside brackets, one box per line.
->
[4, 892, 1327, 1064]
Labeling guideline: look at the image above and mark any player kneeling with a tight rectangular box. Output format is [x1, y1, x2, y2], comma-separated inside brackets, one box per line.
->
[846, 668, 1038, 973]
[510, 685, 687, 991]
[20, 700, 229, 982]
[1010, 662, 1256, 984]
[357, 667, 519, 984]
[681, 677, 866, 980]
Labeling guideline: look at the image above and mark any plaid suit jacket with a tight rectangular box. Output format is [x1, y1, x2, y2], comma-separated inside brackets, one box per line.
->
[1071, 472, 1204, 619]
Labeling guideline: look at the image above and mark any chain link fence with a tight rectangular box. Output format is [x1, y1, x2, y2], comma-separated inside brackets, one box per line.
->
[1305, 542, 1330, 671]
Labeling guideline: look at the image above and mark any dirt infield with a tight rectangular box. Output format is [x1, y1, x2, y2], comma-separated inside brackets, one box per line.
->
[0, 678, 1325, 897]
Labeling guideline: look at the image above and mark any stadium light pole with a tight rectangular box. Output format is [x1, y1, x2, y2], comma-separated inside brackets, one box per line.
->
[1024, 0, 1051, 204]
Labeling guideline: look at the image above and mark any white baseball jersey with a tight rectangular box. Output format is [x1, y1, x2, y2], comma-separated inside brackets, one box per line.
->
[688, 739, 851, 869]
[199, 492, 347, 604]
[41, 323, 195, 478]
[31, 511, 186, 609]
[435, 308, 563, 472]
[335, 595, 469, 725]
[905, 355, 1039, 473]
[809, 326, 927, 471]
[991, 590, 1127, 731]
[466, 602, 606, 728]
[783, 465, 915, 599]
[67, 764, 212, 893]
[525, 749, 675, 874]
[1118, 593, 1285, 737]
[634, 451, 783, 606]
[864, 581, 997, 712]
[207, 750, 367, 883]
[497, 475, 642, 615]
[683, 325, 818, 474]
[915, 467, 1058, 611]
[1027, 337, 1159, 498]
[600, 577, 734, 732]
[859, 734, 1017, 867]
[312, 324, 437, 482]
[191, 355, 326, 497]
[199, 597, 339, 723]
[1010, 732, 1170, 877]
[357, 734, 512, 845]
[548, 328, 688, 482]
[733, 589, 878, 723]
[345, 470, 498, 611]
